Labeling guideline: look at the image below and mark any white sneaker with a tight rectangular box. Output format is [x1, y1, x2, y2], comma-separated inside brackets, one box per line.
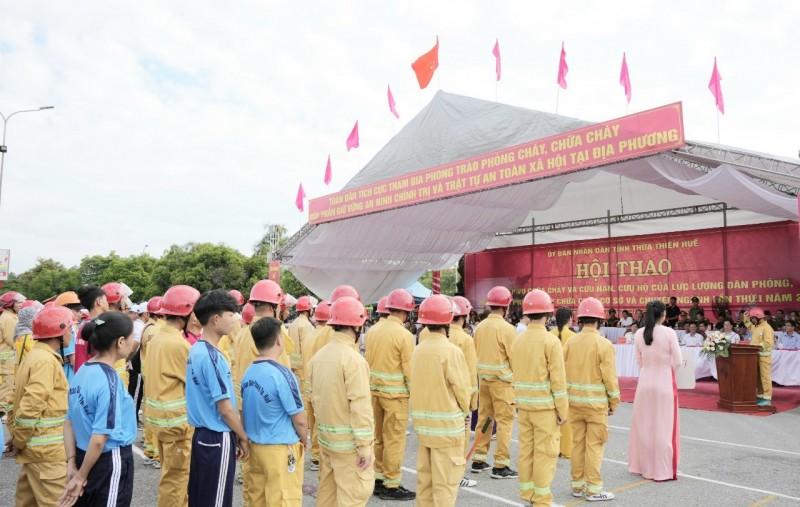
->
[308, 461, 320, 471]
[572, 489, 585, 498]
[150, 460, 161, 469]
[459, 477, 477, 487]
[142, 457, 153, 466]
[586, 491, 615, 502]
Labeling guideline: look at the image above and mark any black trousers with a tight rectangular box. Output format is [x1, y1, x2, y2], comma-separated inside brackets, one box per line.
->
[74, 445, 134, 507]
[188, 427, 236, 507]
[127, 372, 143, 422]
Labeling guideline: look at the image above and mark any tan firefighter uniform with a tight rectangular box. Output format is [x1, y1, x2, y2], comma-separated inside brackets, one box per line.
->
[0, 309, 19, 415]
[411, 331, 471, 507]
[140, 320, 162, 461]
[564, 327, 620, 497]
[551, 324, 576, 458]
[302, 324, 334, 464]
[216, 317, 240, 367]
[113, 357, 129, 386]
[511, 323, 568, 506]
[288, 312, 314, 385]
[751, 320, 775, 401]
[473, 313, 516, 468]
[9, 342, 68, 507]
[364, 315, 414, 489]
[309, 331, 375, 507]
[144, 325, 193, 507]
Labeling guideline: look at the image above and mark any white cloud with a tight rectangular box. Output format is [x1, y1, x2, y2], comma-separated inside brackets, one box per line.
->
[1, 0, 798, 273]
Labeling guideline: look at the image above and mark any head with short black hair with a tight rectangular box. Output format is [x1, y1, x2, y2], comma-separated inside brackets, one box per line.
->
[425, 324, 448, 336]
[77, 285, 107, 313]
[578, 317, 602, 326]
[251, 317, 283, 350]
[670, 296, 677, 303]
[80, 311, 134, 356]
[193, 289, 239, 326]
[689, 322, 698, 333]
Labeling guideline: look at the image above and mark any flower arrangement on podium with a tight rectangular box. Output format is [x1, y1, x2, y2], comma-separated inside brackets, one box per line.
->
[700, 330, 732, 359]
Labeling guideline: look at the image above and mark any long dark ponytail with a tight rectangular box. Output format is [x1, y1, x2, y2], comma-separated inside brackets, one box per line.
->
[643, 300, 666, 346]
[555, 307, 572, 342]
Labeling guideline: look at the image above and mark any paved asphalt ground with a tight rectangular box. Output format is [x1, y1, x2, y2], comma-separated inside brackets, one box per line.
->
[2, 402, 799, 506]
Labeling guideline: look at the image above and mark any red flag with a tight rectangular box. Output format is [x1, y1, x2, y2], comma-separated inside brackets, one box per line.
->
[492, 39, 501, 81]
[620, 52, 632, 104]
[387, 85, 399, 118]
[708, 57, 725, 115]
[432, 271, 441, 294]
[295, 183, 306, 212]
[411, 36, 439, 89]
[557, 42, 568, 89]
[346, 121, 359, 151]
[324, 155, 332, 185]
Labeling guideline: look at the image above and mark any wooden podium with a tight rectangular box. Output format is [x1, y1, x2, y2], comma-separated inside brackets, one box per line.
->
[716, 344, 776, 413]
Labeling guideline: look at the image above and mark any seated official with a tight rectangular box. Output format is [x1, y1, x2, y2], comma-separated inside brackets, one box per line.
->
[623, 322, 638, 343]
[721, 319, 740, 344]
[778, 320, 799, 349]
[681, 323, 704, 346]
[618, 310, 634, 328]
[605, 309, 620, 328]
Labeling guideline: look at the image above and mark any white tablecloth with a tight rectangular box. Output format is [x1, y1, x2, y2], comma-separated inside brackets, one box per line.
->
[613, 344, 800, 386]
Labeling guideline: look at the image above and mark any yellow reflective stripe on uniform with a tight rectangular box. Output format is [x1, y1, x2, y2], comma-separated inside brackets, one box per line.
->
[587, 484, 604, 493]
[369, 384, 409, 394]
[520, 482, 534, 491]
[607, 391, 620, 398]
[0, 350, 15, 360]
[515, 396, 555, 405]
[318, 435, 356, 451]
[567, 382, 606, 391]
[514, 381, 551, 390]
[145, 398, 186, 410]
[477, 361, 510, 370]
[534, 486, 551, 495]
[471, 386, 479, 393]
[410, 410, 465, 420]
[13, 415, 66, 428]
[353, 427, 373, 439]
[28, 433, 64, 446]
[552, 390, 567, 398]
[571, 480, 586, 488]
[413, 425, 465, 437]
[369, 370, 404, 381]
[145, 414, 188, 427]
[317, 424, 353, 434]
[568, 395, 609, 404]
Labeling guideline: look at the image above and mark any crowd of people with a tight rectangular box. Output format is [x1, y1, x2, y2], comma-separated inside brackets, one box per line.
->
[0, 281, 783, 506]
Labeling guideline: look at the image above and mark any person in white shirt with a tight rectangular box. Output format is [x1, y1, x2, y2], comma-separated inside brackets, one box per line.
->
[779, 319, 799, 349]
[681, 323, 704, 346]
[623, 322, 638, 343]
[618, 310, 634, 328]
[722, 319, 740, 344]
[515, 315, 530, 334]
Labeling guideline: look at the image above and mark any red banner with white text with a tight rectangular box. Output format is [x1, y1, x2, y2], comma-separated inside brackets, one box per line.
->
[465, 222, 800, 318]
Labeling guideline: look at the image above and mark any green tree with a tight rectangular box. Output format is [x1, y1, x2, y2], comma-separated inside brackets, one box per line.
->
[5, 258, 81, 301]
[252, 223, 314, 298]
[418, 268, 458, 296]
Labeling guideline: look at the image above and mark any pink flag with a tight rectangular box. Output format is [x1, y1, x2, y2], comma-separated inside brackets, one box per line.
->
[620, 52, 632, 103]
[557, 42, 568, 89]
[492, 39, 501, 81]
[387, 85, 399, 118]
[324, 155, 332, 185]
[295, 183, 306, 212]
[708, 57, 725, 114]
[346, 121, 359, 151]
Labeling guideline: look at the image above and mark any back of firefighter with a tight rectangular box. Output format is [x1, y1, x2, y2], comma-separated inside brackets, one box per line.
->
[471, 286, 517, 478]
[140, 296, 164, 467]
[144, 285, 200, 507]
[748, 308, 775, 406]
[509, 290, 568, 506]
[301, 300, 332, 471]
[309, 296, 375, 507]
[1, 291, 25, 417]
[451, 296, 479, 446]
[411, 295, 471, 506]
[551, 306, 576, 458]
[287, 296, 315, 388]
[8, 306, 72, 507]
[564, 297, 620, 502]
[364, 288, 416, 500]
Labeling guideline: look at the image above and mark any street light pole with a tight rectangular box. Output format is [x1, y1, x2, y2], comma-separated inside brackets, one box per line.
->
[0, 106, 55, 213]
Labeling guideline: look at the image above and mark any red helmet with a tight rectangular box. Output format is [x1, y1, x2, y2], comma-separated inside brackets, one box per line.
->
[229, 289, 245, 306]
[296, 296, 314, 312]
[417, 295, 455, 326]
[160, 285, 201, 317]
[386, 288, 415, 312]
[21, 300, 44, 310]
[249, 280, 284, 304]
[1, 291, 25, 308]
[241, 302, 255, 324]
[101, 282, 125, 304]
[577, 297, 605, 319]
[452, 296, 472, 317]
[32, 306, 75, 340]
[147, 296, 163, 315]
[330, 285, 360, 303]
[486, 286, 512, 307]
[314, 300, 332, 322]
[376, 296, 389, 315]
[749, 308, 765, 320]
[281, 293, 297, 312]
[328, 296, 367, 327]
[523, 289, 554, 315]
[43, 301, 56, 309]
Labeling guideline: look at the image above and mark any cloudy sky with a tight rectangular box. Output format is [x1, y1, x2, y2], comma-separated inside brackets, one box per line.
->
[2, 1, 798, 273]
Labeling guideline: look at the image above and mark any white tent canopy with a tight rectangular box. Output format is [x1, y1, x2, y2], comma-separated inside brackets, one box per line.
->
[280, 91, 800, 303]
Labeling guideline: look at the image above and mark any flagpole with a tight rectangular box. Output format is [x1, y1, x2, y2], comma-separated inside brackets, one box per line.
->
[555, 88, 560, 115]
[495, 81, 498, 102]
[716, 109, 720, 144]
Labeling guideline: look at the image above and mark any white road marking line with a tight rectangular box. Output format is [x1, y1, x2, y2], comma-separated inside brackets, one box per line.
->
[132, 445, 146, 458]
[400, 466, 525, 507]
[607, 425, 800, 457]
